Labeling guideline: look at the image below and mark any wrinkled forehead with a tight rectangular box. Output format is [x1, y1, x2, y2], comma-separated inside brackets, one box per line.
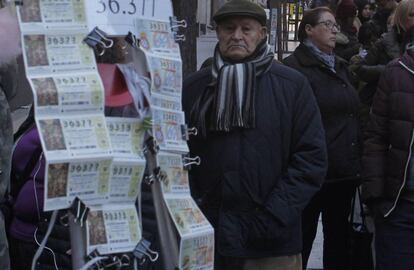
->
[216, 16, 263, 28]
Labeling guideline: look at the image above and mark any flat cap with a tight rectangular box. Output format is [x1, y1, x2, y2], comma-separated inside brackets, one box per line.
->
[213, 0, 267, 26]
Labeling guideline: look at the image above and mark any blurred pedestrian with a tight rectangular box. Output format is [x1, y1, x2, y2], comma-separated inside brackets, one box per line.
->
[283, 7, 362, 270]
[183, 1, 328, 269]
[335, 0, 362, 61]
[0, 2, 20, 270]
[362, 21, 414, 270]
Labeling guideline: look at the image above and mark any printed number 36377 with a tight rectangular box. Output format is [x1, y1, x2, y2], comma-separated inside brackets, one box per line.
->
[96, 0, 156, 16]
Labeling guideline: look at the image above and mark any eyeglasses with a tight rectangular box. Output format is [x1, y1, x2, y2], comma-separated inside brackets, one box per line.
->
[315, 21, 341, 31]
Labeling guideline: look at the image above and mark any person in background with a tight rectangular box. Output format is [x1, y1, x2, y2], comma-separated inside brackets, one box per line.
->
[357, 1, 375, 24]
[0, 2, 20, 270]
[362, 22, 414, 270]
[283, 7, 362, 270]
[183, 1, 328, 269]
[351, 0, 414, 107]
[335, 0, 362, 61]
[372, 0, 397, 34]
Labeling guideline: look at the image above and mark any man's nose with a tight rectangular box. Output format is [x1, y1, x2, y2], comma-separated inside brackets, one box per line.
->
[231, 27, 243, 40]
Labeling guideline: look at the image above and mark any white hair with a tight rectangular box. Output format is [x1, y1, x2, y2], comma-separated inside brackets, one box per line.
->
[0, 6, 21, 66]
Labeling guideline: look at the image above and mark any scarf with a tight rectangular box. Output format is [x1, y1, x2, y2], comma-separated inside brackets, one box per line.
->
[303, 38, 336, 72]
[191, 41, 274, 135]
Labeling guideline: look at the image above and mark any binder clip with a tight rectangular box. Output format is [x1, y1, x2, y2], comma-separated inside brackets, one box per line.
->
[181, 124, 198, 140]
[125, 31, 140, 49]
[143, 136, 159, 155]
[69, 197, 89, 227]
[84, 27, 114, 56]
[85, 249, 105, 270]
[183, 155, 201, 170]
[170, 16, 187, 42]
[169, 16, 187, 30]
[173, 33, 186, 42]
[14, 0, 23, 5]
[133, 238, 159, 264]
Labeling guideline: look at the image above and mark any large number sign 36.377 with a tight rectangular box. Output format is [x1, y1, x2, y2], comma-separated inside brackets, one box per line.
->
[96, 0, 156, 16]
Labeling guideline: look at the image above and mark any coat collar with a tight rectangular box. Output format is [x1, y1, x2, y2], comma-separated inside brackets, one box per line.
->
[293, 43, 348, 72]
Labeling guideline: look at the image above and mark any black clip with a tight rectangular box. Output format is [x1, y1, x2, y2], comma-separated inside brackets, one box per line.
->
[183, 155, 201, 170]
[133, 238, 159, 264]
[125, 31, 140, 49]
[69, 197, 89, 227]
[143, 137, 159, 155]
[181, 124, 198, 140]
[84, 27, 113, 56]
[14, 0, 23, 6]
[143, 166, 163, 186]
[85, 250, 130, 270]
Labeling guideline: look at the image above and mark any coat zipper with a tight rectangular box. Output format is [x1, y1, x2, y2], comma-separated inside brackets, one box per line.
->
[384, 128, 414, 217]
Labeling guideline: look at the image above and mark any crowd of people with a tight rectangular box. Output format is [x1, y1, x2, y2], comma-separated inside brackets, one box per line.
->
[1, 0, 414, 269]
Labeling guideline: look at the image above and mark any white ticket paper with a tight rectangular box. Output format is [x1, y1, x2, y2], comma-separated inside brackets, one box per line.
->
[145, 53, 182, 98]
[109, 159, 145, 204]
[17, 0, 87, 32]
[151, 106, 188, 153]
[36, 115, 112, 160]
[179, 231, 215, 270]
[134, 18, 180, 57]
[106, 117, 145, 160]
[151, 93, 181, 112]
[29, 72, 104, 116]
[157, 151, 189, 195]
[44, 159, 111, 211]
[165, 197, 211, 236]
[22, 32, 96, 76]
[87, 204, 142, 255]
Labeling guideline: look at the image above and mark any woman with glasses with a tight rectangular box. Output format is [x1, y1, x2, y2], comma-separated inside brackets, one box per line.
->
[283, 7, 362, 270]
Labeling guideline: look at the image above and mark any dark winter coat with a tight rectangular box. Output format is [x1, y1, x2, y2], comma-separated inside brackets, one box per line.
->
[283, 44, 361, 182]
[362, 50, 414, 217]
[0, 67, 15, 270]
[182, 62, 328, 258]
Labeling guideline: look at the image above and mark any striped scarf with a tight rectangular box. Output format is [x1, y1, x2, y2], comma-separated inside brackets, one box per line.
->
[191, 42, 274, 135]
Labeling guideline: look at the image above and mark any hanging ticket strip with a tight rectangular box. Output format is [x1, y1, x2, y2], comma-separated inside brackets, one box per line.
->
[132, 16, 215, 270]
[16, 0, 147, 265]
[17, 0, 214, 269]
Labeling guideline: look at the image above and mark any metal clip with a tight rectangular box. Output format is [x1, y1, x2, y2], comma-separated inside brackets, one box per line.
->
[69, 197, 89, 227]
[169, 16, 188, 29]
[183, 155, 201, 170]
[181, 124, 198, 140]
[133, 238, 159, 263]
[174, 33, 186, 42]
[84, 27, 114, 56]
[125, 31, 140, 49]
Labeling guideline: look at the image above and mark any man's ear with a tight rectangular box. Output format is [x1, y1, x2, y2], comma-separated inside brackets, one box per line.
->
[261, 26, 267, 39]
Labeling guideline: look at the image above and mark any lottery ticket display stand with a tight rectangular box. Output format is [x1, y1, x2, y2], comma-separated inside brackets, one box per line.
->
[15, 1, 214, 269]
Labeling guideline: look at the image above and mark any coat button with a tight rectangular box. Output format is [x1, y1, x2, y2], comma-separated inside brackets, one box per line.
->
[342, 83, 347, 88]
[349, 113, 354, 118]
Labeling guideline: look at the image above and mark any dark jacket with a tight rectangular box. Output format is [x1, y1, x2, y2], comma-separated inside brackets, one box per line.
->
[362, 51, 414, 217]
[283, 44, 361, 182]
[182, 62, 328, 257]
[0, 68, 15, 270]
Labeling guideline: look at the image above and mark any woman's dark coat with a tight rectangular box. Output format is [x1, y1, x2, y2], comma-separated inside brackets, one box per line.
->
[283, 43, 361, 182]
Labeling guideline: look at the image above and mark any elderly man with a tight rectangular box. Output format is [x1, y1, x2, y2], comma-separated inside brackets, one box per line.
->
[182, 1, 328, 269]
